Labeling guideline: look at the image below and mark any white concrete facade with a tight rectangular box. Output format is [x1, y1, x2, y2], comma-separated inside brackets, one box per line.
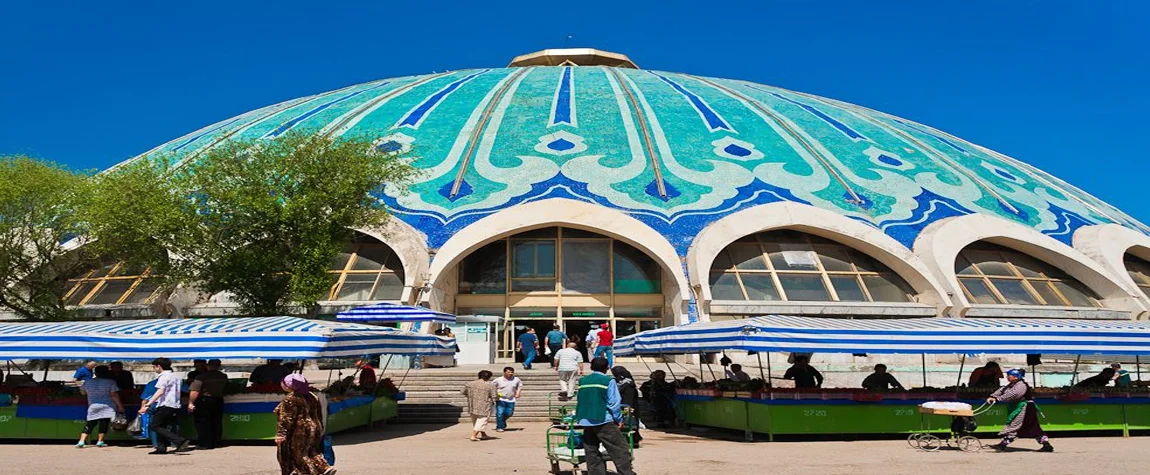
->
[1073, 224, 1150, 318]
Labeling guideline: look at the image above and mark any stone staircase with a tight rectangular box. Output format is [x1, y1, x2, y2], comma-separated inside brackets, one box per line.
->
[383, 365, 664, 424]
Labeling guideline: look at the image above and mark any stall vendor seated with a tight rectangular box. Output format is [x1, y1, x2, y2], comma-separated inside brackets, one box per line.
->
[727, 364, 751, 382]
[783, 355, 823, 389]
[861, 364, 905, 391]
[355, 359, 377, 390]
[1111, 363, 1132, 388]
[249, 359, 291, 385]
[968, 361, 1003, 387]
[1074, 367, 1117, 389]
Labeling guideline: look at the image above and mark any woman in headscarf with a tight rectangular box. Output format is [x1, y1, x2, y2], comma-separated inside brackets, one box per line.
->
[611, 366, 642, 447]
[274, 374, 336, 475]
[640, 370, 677, 428]
[987, 368, 1053, 452]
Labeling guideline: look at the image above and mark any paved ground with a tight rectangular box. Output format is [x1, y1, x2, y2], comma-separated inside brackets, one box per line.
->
[3, 423, 1147, 475]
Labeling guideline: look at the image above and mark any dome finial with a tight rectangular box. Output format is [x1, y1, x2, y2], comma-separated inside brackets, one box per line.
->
[508, 48, 638, 68]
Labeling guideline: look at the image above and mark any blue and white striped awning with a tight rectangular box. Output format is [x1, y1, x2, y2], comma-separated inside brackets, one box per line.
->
[615, 316, 1150, 356]
[336, 302, 456, 324]
[0, 316, 456, 360]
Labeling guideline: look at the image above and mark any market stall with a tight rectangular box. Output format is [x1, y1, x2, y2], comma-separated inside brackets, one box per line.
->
[616, 316, 1150, 440]
[336, 302, 457, 367]
[0, 316, 453, 441]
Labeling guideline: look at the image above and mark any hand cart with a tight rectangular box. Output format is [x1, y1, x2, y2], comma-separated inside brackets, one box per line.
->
[546, 409, 637, 475]
[909, 401, 995, 452]
[548, 391, 576, 423]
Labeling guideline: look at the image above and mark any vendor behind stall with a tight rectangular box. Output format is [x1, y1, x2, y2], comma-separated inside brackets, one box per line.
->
[783, 355, 823, 389]
[109, 361, 134, 394]
[73, 361, 96, 384]
[968, 361, 1003, 387]
[727, 364, 751, 382]
[1074, 367, 1117, 389]
[861, 364, 904, 391]
[1111, 363, 1132, 388]
[355, 358, 377, 390]
[250, 359, 291, 385]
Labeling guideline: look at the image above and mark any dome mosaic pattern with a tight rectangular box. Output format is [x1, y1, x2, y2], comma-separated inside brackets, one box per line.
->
[127, 66, 1149, 253]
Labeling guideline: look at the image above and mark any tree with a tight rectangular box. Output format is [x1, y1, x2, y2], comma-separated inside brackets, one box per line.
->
[87, 133, 418, 316]
[0, 156, 94, 320]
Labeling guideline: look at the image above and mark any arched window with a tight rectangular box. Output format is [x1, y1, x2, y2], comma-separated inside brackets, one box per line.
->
[63, 262, 159, 306]
[328, 233, 404, 301]
[708, 230, 913, 302]
[955, 243, 1100, 307]
[1125, 254, 1150, 299]
[458, 227, 662, 295]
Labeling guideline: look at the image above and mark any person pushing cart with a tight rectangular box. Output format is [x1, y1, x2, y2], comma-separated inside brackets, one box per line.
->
[987, 368, 1053, 452]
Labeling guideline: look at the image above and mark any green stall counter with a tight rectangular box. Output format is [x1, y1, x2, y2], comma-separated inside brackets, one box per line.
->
[0, 406, 25, 438]
[676, 395, 1149, 440]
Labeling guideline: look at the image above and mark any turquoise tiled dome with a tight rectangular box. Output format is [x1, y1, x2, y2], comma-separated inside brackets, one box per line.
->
[128, 66, 1148, 252]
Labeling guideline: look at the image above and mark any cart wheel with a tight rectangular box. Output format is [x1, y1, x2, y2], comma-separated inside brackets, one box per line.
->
[907, 433, 924, 448]
[958, 436, 982, 453]
[919, 435, 942, 452]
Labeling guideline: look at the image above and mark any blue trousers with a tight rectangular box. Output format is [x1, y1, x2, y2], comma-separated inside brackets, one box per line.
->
[496, 401, 515, 430]
[522, 349, 536, 369]
[594, 346, 614, 367]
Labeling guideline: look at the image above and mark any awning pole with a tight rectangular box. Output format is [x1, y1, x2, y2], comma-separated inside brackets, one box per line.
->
[956, 354, 966, 387]
[756, 353, 767, 381]
[1070, 355, 1082, 386]
[397, 362, 414, 389]
[639, 355, 654, 375]
[766, 352, 773, 391]
[705, 355, 718, 381]
[663, 357, 678, 381]
[699, 353, 704, 382]
[921, 354, 928, 388]
[1137, 355, 1142, 382]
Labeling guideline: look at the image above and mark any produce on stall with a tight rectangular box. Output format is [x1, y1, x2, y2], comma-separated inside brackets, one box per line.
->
[0, 316, 453, 441]
[618, 316, 1150, 441]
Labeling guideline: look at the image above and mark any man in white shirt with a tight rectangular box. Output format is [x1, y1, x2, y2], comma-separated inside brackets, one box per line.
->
[492, 367, 523, 432]
[138, 357, 191, 454]
[554, 342, 585, 400]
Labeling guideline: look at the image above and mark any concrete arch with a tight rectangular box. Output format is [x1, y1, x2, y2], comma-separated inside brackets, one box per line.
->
[686, 202, 953, 315]
[354, 217, 430, 305]
[914, 214, 1147, 319]
[1074, 224, 1150, 314]
[424, 198, 692, 323]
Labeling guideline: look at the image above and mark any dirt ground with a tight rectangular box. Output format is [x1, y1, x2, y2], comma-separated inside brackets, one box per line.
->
[3, 423, 1147, 475]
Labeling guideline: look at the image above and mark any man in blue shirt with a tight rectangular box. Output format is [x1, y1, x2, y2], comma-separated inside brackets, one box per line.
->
[516, 328, 539, 370]
[544, 324, 567, 369]
[73, 361, 96, 384]
[574, 357, 635, 475]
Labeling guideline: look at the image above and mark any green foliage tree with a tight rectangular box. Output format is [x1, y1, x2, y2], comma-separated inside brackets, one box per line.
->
[0, 156, 94, 320]
[87, 133, 417, 316]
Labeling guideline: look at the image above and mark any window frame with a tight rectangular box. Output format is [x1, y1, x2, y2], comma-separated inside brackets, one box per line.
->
[327, 238, 405, 301]
[955, 244, 1100, 308]
[62, 262, 159, 306]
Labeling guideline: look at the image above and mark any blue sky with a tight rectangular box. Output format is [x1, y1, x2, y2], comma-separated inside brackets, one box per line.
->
[1, 1, 1147, 221]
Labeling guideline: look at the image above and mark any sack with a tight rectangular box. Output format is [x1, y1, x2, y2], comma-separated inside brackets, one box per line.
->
[321, 435, 336, 466]
[126, 415, 143, 435]
[111, 413, 130, 431]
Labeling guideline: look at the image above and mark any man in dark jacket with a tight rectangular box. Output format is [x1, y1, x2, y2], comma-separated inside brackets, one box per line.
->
[575, 358, 634, 475]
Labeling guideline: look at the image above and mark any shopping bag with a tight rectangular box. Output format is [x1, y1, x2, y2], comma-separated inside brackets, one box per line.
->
[126, 415, 143, 435]
[111, 413, 130, 431]
[321, 435, 336, 466]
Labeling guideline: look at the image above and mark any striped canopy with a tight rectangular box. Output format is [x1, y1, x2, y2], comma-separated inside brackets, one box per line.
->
[0, 316, 456, 360]
[336, 302, 456, 324]
[615, 316, 1150, 356]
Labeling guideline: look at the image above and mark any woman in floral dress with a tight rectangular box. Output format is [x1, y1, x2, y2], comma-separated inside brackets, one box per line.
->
[275, 374, 336, 475]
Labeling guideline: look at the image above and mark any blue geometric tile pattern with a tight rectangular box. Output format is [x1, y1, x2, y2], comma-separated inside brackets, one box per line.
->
[122, 66, 1149, 257]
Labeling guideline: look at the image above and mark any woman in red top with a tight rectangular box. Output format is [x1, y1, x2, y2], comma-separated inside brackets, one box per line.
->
[593, 324, 615, 367]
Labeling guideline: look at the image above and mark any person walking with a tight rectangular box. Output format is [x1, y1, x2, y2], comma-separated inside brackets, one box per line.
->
[461, 370, 498, 441]
[138, 358, 191, 454]
[492, 367, 523, 432]
[554, 342, 584, 400]
[988, 368, 1053, 452]
[188, 359, 228, 450]
[593, 324, 615, 367]
[516, 327, 539, 370]
[611, 366, 642, 448]
[574, 357, 635, 475]
[186, 359, 208, 385]
[76, 365, 123, 448]
[275, 374, 335, 475]
[544, 324, 567, 368]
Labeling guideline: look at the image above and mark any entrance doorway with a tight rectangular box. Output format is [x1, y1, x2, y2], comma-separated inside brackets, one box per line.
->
[508, 319, 558, 363]
[563, 320, 602, 362]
